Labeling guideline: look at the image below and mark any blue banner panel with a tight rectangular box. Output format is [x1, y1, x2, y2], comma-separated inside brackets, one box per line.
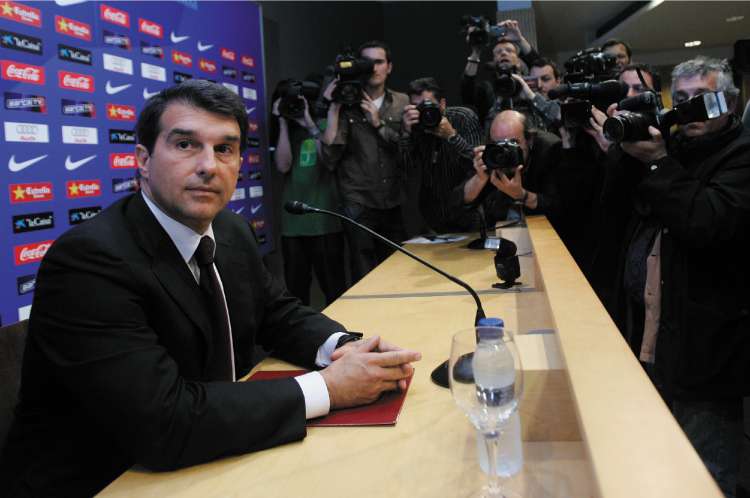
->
[1, 0, 271, 326]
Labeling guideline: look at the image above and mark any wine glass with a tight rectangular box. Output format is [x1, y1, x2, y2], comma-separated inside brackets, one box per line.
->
[449, 325, 524, 498]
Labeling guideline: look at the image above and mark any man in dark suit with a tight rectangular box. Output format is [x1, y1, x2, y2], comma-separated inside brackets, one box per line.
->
[0, 80, 420, 497]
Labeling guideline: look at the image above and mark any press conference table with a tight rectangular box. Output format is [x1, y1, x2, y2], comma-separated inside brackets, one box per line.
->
[99, 216, 723, 498]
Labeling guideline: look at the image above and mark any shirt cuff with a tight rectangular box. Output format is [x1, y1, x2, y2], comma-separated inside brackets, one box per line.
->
[315, 332, 347, 367]
[293, 371, 330, 420]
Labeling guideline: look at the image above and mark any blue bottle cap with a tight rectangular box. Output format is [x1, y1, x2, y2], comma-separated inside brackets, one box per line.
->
[477, 317, 504, 328]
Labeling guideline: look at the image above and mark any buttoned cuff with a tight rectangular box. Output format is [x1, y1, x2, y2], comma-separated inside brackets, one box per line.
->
[294, 371, 330, 419]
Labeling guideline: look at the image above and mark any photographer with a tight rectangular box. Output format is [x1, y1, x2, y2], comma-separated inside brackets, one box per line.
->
[461, 20, 556, 132]
[399, 77, 482, 233]
[462, 110, 564, 226]
[320, 40, 409, 284]
[272, 78, 346, 307]
[529, 57, 561, 99]
[602, 39, 632, 70]
[615, 57, 749, 497]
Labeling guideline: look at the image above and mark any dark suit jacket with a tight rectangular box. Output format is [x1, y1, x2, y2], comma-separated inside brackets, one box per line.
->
[0, 193, 343, 497]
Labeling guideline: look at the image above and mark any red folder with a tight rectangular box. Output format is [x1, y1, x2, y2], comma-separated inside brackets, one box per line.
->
[248, 370, 413, 426]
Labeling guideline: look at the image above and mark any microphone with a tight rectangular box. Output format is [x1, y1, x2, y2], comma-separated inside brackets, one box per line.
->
[284, 200, 486, 387]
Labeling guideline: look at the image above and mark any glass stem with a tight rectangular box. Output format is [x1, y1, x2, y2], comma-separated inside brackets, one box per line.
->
[484, 431, 502, 495]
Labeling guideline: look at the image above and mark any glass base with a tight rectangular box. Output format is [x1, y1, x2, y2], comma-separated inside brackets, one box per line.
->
[479, 486, 522, 498]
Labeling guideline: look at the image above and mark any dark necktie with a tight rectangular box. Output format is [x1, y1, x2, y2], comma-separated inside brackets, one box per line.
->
[194, 236, 233, 381]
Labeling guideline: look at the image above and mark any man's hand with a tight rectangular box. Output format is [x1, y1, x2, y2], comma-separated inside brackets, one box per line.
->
[473, 146, 490, 183]
[497, 19, 531, 55]
[402, 104, 419, 135]
[620, 126, 668, 163]
[490, 165, 526, 200]
[361, 91, 381, 128]
[583, 105, 613, 153]
[320, 336, 421, 408]
[510, 74, 534, 100]
[426, 117, 457, 140]
[293, 97, 316, 130]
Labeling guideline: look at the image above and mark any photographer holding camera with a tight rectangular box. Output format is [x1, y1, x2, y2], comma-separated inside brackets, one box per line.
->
[399, 77, 483, 233]
[271, 78, 346, 306]
[461, 110, 566, 227]
[461, 19, 558, 132]
[602, 38, 632, 70]
[320, 40, 409, 284]
[611, 57, 750, 497]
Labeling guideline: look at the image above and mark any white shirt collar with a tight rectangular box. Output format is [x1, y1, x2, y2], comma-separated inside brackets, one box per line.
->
[372, 93, 385, 110]
[141, 192, 215, 264]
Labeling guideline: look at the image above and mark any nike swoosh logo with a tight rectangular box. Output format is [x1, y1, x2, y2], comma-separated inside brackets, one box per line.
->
[251, 204, 261, 214]
[246, 107, 256, 115]
[197, 41, 213, 52]
[65, 154, 96, 171]
[143, 88, 159, 99]
[233, 207, 245, 214]
[106, 81, 132, 95]
[54, 0, 87, 5]
[8, 154, 48, 172]
[170, 31, 189, 44]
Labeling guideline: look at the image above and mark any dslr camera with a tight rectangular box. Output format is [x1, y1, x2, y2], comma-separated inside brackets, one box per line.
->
[460, 15, 506, 47]
[331, 48, 375, 106]
[277, 80, 320, 120]
[493, 66, 522, 98]
[415, 99, 443, 130]
[482, 138, 524, 178]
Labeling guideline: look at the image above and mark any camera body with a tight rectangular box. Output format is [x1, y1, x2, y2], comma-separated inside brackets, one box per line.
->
[415, 99, 443, 130]
[331, 50, 375, 106]
[461, 15, 506, 47]
[278, 80, 321, 120]
[494, 66, 521, 98]
[563, 48, 619, 84]
[482, 138, 524, 178]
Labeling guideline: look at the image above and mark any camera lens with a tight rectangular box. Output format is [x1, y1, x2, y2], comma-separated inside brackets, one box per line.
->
[603, 111, 654, 143]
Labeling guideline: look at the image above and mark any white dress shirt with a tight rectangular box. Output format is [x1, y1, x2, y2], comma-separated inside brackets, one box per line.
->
[142, 192, 342, 418]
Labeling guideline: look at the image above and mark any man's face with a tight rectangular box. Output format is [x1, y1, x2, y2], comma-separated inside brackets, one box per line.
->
[409, 90, 446, 113]
[489, 114, 529, 164]
[492, 42, 519, 68]
[361, 47, 392, 88]
[136, 102, 242, 234]
[620, 70, 654, 98]
[672, 72, 726, 137]
[604, 43, 630, 69]
[529, 65, 559, 97]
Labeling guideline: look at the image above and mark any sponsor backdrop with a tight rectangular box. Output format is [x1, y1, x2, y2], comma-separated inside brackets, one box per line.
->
[1, 0, 270, 326]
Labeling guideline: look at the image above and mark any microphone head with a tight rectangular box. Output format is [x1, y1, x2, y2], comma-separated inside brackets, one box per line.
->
[284, 201, 311, 215]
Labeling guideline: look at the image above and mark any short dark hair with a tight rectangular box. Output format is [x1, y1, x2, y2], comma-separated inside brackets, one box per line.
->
[493, 38, 519, 54]
[530, 57, 560, 80]
[602, 39, 632, 59]
[407, 77, 443, 101]
[136, 79, 248, 154]
[620, 63, 661, 92]
[358, 40, 392, 62]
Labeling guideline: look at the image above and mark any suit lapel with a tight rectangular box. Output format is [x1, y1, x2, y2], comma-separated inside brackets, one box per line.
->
[125, 194, 213, 350]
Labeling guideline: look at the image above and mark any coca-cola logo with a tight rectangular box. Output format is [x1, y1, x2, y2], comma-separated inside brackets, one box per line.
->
[0, 1, 42, 28]
[58, 70, 94, 92]
[110, 152, 136, 169]
[9, 182, 54, 203]
[221, 48, 236, 61]
[100, 4, 130, 27]
[172, 50, 192, 67]
[241, 55, 255, 68]
[1, 60, 44, 84]
[138, 18, 163, 38]
[14, 240, 54, 265]
[66, 180, 101, 198]
[106, 103, 136, 121]
[55, 15, 92, 41]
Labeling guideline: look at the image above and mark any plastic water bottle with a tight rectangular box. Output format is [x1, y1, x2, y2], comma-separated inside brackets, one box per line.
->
[473, 317, 523, 477]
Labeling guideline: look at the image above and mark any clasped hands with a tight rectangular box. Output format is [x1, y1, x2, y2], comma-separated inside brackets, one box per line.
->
[320, 336, 421, 409]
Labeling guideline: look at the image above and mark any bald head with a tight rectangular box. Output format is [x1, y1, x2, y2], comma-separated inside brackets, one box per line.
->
[489, 110, 530, 162]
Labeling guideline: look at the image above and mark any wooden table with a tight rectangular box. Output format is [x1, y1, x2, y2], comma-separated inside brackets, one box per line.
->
[100, 217, 722, 498]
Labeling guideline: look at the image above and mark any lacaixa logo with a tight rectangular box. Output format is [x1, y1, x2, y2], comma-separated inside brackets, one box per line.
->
[5, 92, 46, 113]
[14, 240, 53, 265]
[12, 211, 53, 234]
[9, 182, 53, 203]
[58, 70, 94, 92]
[61, 98, 95, 118]
[66, 180, 101, 199]
[106, 103, 136, 121]
[110, 152, 136, 169]
[55, 15, 91, 42]
[221, 48, 236, 61]
[58, 43, 92, 65]
[109, 128, 135, 144]
[241, 55, 255, 68]
[139, 18, 163, 39]
[140, 41, 163, 59]
[17, 274, 36, 295]
[173, 71, 192, 84]
[1, 59, 44, 85]
[100, 3, 129, 28]
[68, 206, 101, 225]
[1, 29, 42, 55]
[0, 1, 42, 28]
[171, 49, 192, 67]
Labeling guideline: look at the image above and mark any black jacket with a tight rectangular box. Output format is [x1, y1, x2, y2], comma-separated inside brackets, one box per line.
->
[622, 118, 750, 400]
